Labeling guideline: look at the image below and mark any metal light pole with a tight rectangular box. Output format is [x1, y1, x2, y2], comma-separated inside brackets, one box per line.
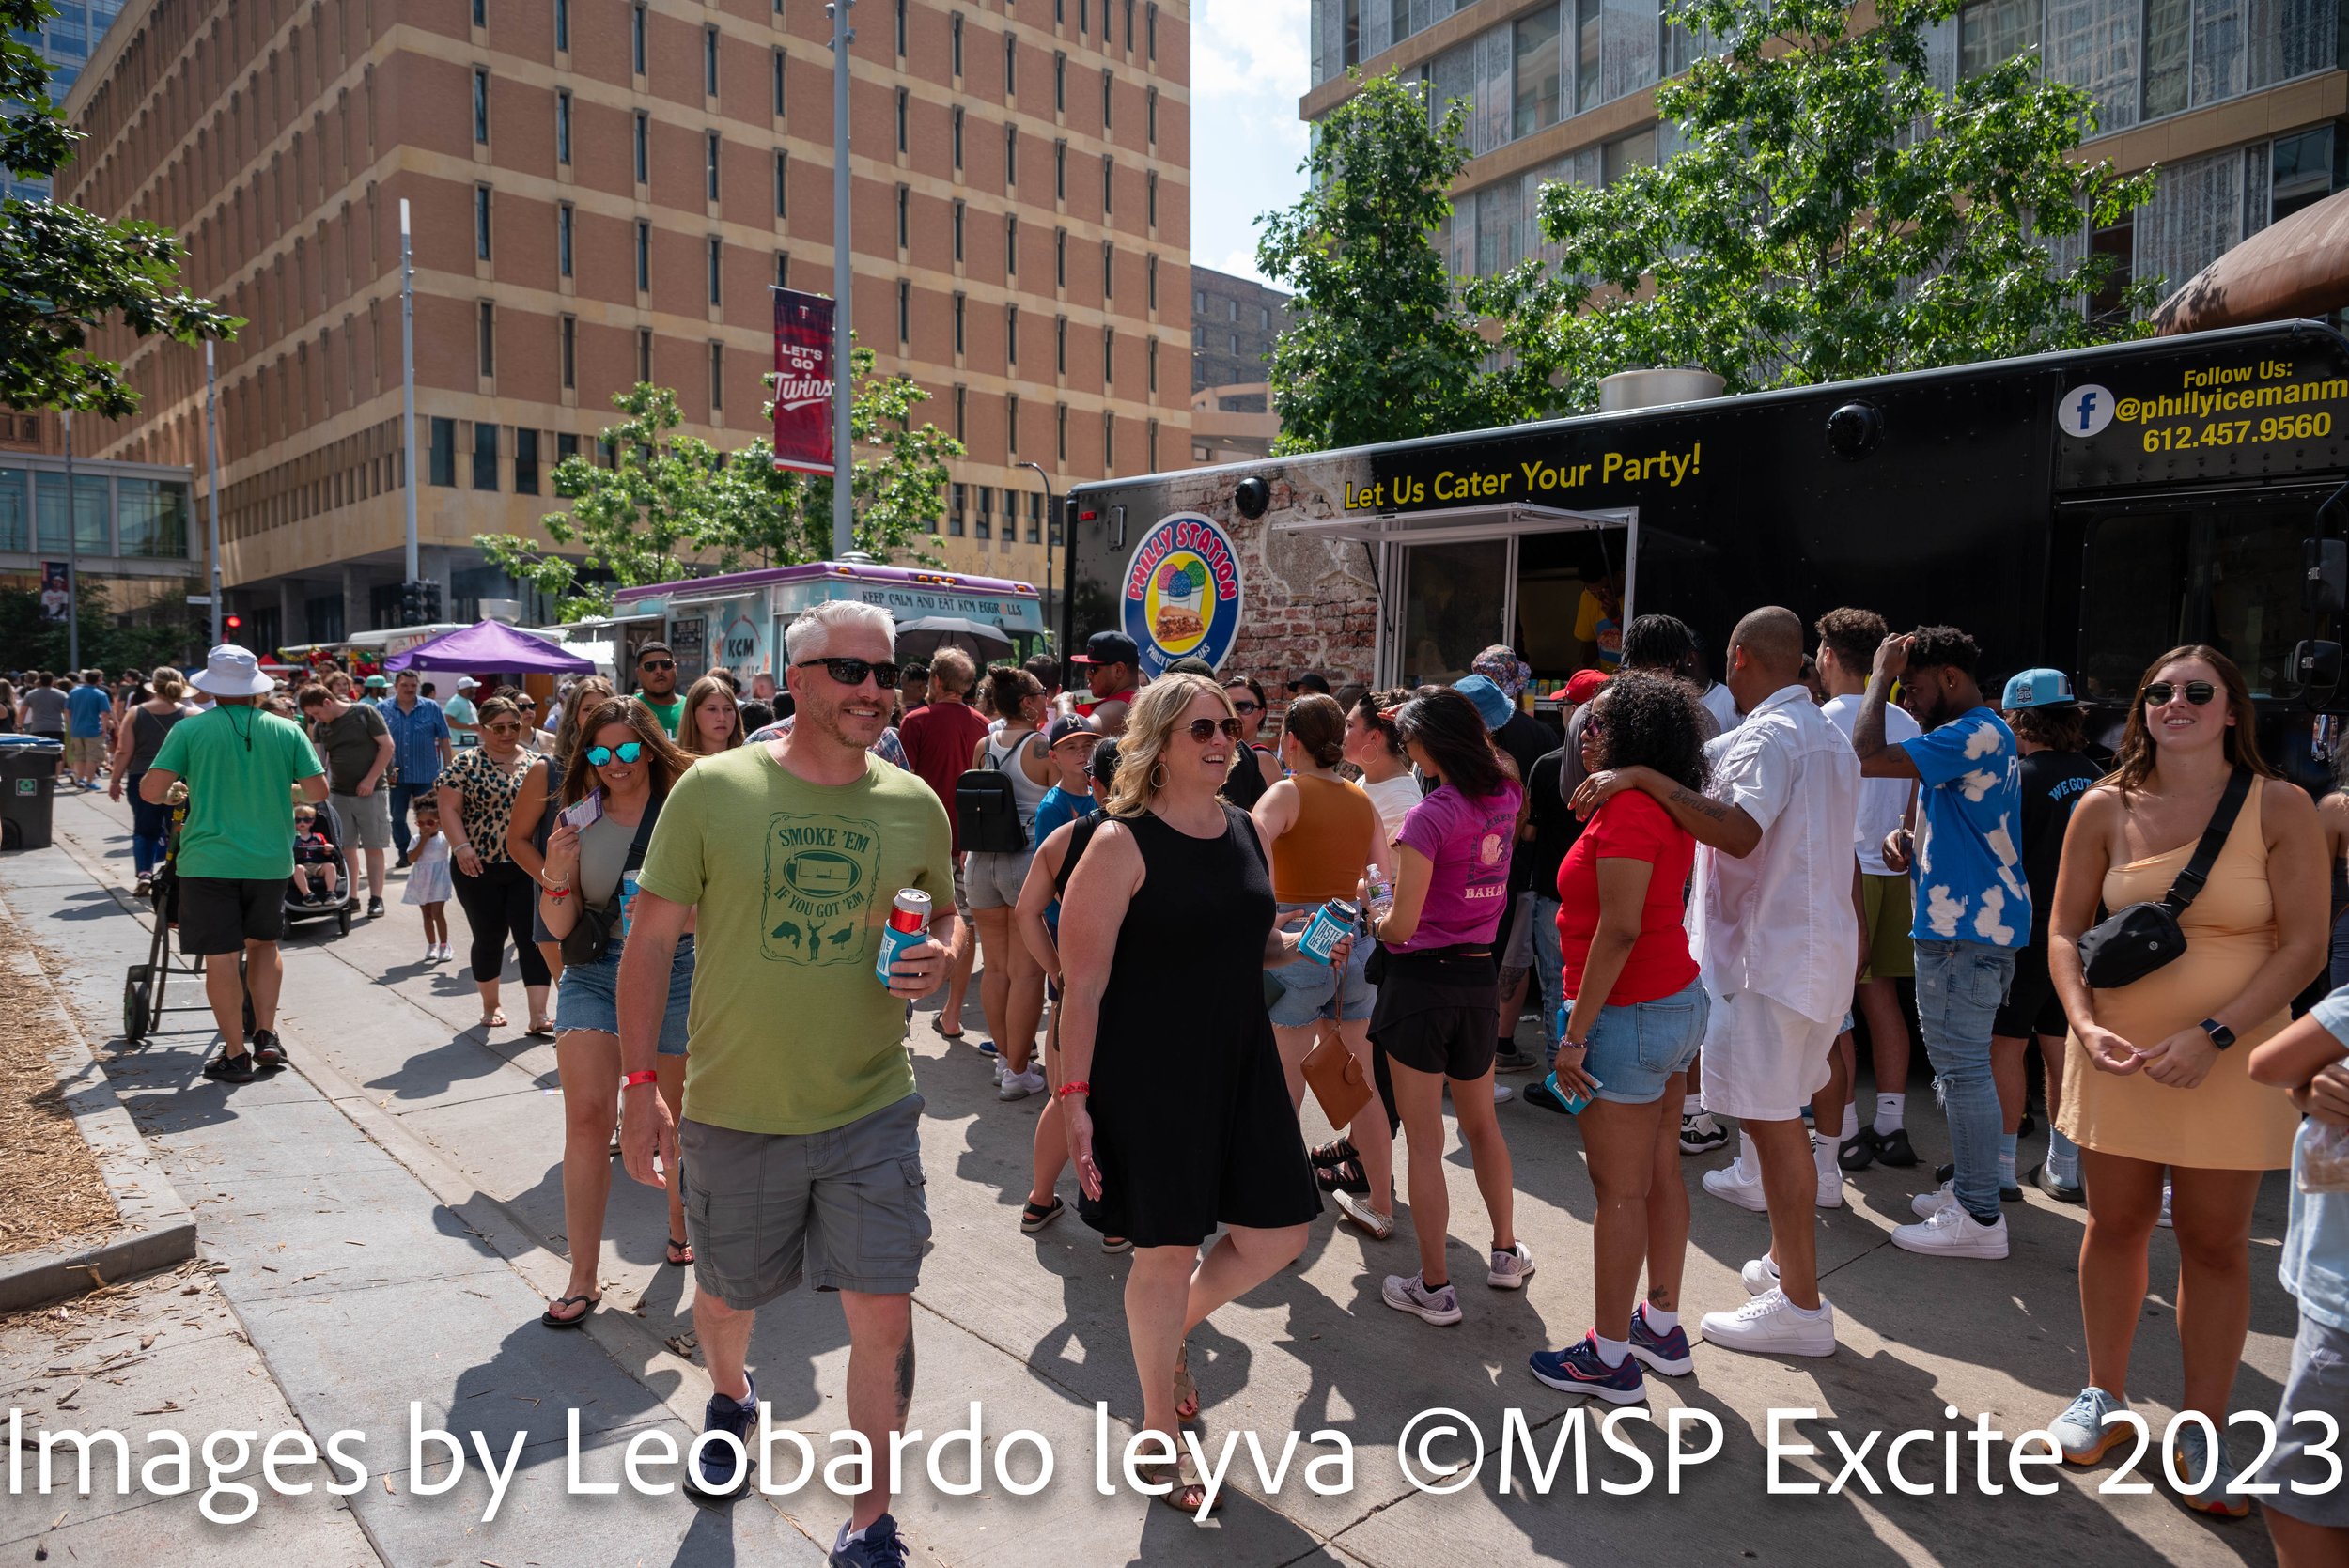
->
[61, 410, 79, 672]
[399, 197, 420, 586]
[1018, 459, 1057, 643]
[826, 0, 854, 559]
[203, 339, 224, 646]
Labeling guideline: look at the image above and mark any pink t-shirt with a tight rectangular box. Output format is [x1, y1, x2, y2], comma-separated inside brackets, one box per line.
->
[1390, 781, 1521, 952]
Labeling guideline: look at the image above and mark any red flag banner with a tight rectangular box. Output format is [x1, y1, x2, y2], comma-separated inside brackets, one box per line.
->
[771, 288, 836, 475]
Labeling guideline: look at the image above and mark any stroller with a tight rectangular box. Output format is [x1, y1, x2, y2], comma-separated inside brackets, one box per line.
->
[283, 797, 354, 938]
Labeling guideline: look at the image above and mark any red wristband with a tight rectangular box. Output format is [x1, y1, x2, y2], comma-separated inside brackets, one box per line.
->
[621, 1069, 659, 1088]
[1056, 1080, 1090, 1099]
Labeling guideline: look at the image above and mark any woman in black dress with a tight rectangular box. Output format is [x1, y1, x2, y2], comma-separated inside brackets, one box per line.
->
[1056, 673, 1326, 1515]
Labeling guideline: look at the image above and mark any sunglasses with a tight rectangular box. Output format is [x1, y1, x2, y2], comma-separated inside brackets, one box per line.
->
[482, 720, 526, 735]
[1226, 700, 1263, 715]
[640, 659, 676, 672]
[584, 740, 646, 767]
[2144, 680, 2217, 707]
[795, 657, 901, 689]
[1183, 718, 1243, 743]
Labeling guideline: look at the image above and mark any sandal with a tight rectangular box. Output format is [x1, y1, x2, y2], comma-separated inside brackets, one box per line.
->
[932, 1015, 964, 1041]
[665, 1236, 694, 1267]
[1308, 1137, 1358, 1170]
[1174, 1343, 1200, 1421]
[540, 1292, 599, 1329]
[1315, 1157, 1371, 1196]
[526, 1017, 556, 1037]
[1020, 1196, 1066, 1234]
[1137, 1452, 1215, 1515]
[479, 1008, 508, 1030]
[1102, 1235, 1134, 1255]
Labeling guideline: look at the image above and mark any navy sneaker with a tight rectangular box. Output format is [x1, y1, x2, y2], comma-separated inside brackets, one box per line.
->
[1628, 1305, 1694, 1376]
[1528, 1334, 1646, 1405]
[684, 1377, 757, 1503]
[831, 1512, 910, 1567]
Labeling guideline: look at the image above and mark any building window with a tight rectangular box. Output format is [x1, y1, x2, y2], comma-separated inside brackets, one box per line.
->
[1147, 336, 1157, 392]
[1054, 52, 1066, 111]
[1027, 489, 1041, 543]
[1102, 410, 1114, 468]
[1124, 0, 1134, 51]
[1057, 402, 1067, 462]
[1004, 32, 1017, 92]
[631, 4, 646, 73]
[1006, 303, 1019, 364]
[953, 292, 968, 353]
[1006, 215, 1019, 273]
[707, 132, 722, 200]
[708, 236, 723, 304]
[894, 0, 907, 54]
[1054, 139, 1066, 199]
[896, 184, 910, 248]
[474, 184, 492, 259]
[1102, 325, 1114, 383]
[1079, 0, 1087, 34]
[471, 68, 490, 144]
[1146, 171, 1157, 226]
[557, 201, 574, 275]
[897, 279, 910, 341]
[774, 150, 788, 217]
[976, 483, 991, 539]
[477, 302, 497, 376]
[1102, 155, 1113, 212]
[472, 422, 499, 489]
[560, 314, 577, 388]
[473, 0, 485, 24]
[516, 428, 541, 493]
[1056, 314, 1067, 373]
[705, 23, 720, 94]
[638, 328, 654, 382]
[775, 251, 790, 287]
[773, 47, 786, 114]
[1005, 125, 1019, 187]
[1147, 254, 1158, 308]
[633, 112, 648, 183]
[635, 220, 650, 289]
[553, 0, 568, 51]
[1007, 392, 1020, 452]
[1145, 1, 1156, 59]
[1102, 241, 1113, 297]
[709, 341, 724, 411]
[954, 384, 967, 438]
[555, 89, 571, 163]
[949, 482, 966, 536]
[951, 12, 964, 74]
[1146, 86, 1158, 144]
[952, 199, 965, 260]
[1102, 68, 1112, 126]
[558, 432, 579, 462]
[428, 415, 457, 485]
[895, 88, 909, 152]
[1145, 417, 1157, 472]
[1055, 227, 1066, 286]
[1514, 7, 1563, 138]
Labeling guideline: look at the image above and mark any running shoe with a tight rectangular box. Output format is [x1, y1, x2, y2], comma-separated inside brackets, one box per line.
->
[2041, 1387, 2131, 1465]
[684, 1377, 758, 1501]
[1699, 1288, 1837, 1357]
[1702, 1152, 1768, 1212]
[2030, 1160, 2086, 1203]
[1890, 1203, 2010, 1260]
[997, 1065, 1046, 1101]
[1381, 1272, 1463, 1326]
[1492, 1081, 1515, 1104]
[202, 1049, 257, 1085]
[249, 1029, 288, 1068]
[2170, 1424, 2250, 1518]
[975, 1038, 1000, 1059]
[1628, 1305, 1694, 1376]
[1529, 1334, 1646, 1404]
[1679, 1110, 1729, 1155]
[366, 895, 385, 919]
[831, 1511, 910, 1566]
[1486, 1241, 1536, 1289]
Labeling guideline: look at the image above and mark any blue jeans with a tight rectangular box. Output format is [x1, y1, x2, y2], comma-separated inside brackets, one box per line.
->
[1576, 978, 1709, 1104]
[1913, 938, 2014, 1223]
[1530, 894, 1564, 1064]
[124, 770, 169, 877]
[388, 780, 433, 858]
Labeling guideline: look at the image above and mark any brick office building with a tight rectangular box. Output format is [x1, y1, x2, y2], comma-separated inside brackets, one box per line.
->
[57, 0, 1191, 649]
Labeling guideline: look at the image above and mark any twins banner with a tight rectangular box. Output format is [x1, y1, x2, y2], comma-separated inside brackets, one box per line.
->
[771, 287, 836, 475]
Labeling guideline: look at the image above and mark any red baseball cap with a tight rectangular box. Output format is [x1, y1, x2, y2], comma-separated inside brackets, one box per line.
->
[1562, 669, 1610, 705]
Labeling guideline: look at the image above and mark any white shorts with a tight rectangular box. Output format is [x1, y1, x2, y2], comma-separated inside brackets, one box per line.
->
[1699, 988, 1837, 1123]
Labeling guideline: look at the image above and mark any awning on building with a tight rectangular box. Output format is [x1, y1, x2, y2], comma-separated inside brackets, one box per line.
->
[2156, 186, 2349, 335]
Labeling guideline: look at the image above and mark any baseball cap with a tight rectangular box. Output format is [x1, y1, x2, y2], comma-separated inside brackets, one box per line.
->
[2001, 668, 2077, 709]
[1562, 669, 1610, 705]
[1285, 670, 1331, 694]
[1164, 656, 1218, 677]
[1454, 673, 1513, 731]
[456, 675, 480, 691]
[1071, 630, 1141, 666]
[1046, 711, 1097, 748]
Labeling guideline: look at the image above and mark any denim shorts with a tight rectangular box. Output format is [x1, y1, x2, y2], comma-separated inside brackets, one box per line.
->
[1267, 903, 1376, 1026]
[2255, 1312, 2349, 1527]
[553, 935, 694, 1054]
[1573, 978, 1709, 1105]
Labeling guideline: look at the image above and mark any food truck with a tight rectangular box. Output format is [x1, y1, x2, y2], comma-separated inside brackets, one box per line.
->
[1063, 319, 2349, 769]
[610, 559, 1048, 683]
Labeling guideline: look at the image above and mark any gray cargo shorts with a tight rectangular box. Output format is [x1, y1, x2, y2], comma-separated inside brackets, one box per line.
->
[678, 1093, 929, 1308]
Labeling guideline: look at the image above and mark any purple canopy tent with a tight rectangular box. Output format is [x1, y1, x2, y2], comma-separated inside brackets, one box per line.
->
[383, 620, 596, 675]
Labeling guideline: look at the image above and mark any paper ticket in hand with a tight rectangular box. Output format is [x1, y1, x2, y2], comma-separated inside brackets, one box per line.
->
[559, 790, 603, 831]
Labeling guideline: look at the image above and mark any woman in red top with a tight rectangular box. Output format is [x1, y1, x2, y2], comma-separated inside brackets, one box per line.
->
[1529, 671, 1715, 1405]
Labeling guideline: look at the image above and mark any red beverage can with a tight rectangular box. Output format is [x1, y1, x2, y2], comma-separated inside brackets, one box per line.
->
[888, 889, 931, 933]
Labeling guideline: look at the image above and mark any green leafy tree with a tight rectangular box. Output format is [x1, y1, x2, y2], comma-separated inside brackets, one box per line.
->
[475, 348, 960, 621]
[1256, 71, 1518, 453]
[0, 579, 194, 673]
[2, 0, 241, 414]
[1470, 0, 2158, 414]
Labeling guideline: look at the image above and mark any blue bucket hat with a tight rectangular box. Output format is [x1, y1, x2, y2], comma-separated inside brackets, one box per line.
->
[1454, 673, 1514, 731]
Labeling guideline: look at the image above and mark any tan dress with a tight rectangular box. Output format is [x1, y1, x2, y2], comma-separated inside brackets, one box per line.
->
[2058, 782, 2299, 1170]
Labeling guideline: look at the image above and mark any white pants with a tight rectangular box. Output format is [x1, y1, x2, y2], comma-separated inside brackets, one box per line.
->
[1700, 988, 1837, 1123]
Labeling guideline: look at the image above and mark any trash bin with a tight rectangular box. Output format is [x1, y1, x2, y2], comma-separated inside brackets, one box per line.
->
[0, 735, 63, 851]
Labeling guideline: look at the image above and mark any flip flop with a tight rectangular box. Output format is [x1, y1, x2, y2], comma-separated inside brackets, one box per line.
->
[526, 1017, 556, 1037]
[665, 1236, 694, 1267]
[540, 1292, 599, 1329]
[480, 1010, 508, 1030]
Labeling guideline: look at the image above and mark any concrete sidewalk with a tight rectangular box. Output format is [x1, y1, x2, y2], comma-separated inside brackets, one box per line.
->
[2, 785, 2302, 1565]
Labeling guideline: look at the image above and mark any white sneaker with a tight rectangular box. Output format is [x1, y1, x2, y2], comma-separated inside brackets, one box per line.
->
[1890, 1203, 2010, 1259]
[1910, 1181, 1960, 1219]
[1702, 1152, 1768, 1212]
[2157, 1179, 2173, 1229]
[1739, 1254, 1781, 1296]
[997, 1065, 1046, 1102]
[1382, 1272, 1463, 1326]
[1493, 1080, 1515, 1104]
[1812, 1137, 1843, 1209]
[992, 1055, 1007, 1085]
[1700, 1287, 1837, 1357]
[2041, 1386, 2132, 1465]
[1486, 1241, 1535, 1290]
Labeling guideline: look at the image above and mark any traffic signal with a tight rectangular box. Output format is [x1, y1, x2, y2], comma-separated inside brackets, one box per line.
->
[224, 613, 243, 633]
[399, 580, 443, 626]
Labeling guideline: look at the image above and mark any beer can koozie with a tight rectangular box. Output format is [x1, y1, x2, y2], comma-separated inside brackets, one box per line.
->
[1299, 900, 1357, 966]
[875, 888, 932, 985]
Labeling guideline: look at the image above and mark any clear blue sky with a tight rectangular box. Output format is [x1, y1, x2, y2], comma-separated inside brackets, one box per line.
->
[1188, 0, 1310, 287]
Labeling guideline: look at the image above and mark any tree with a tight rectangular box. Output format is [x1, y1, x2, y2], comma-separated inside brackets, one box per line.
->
[474, 347, 961, 621]
[1469, 0, 2158, 415]
[0, 579, 194, 673]
[1256, 72, 1519, 454]
[2, 0, 241, 415]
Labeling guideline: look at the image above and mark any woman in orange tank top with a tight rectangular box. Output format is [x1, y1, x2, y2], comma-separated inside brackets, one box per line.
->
[1253, 694, 1394, 1234]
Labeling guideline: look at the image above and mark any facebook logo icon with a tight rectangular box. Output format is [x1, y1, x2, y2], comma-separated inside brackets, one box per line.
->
[2061, 383, 2115, 438]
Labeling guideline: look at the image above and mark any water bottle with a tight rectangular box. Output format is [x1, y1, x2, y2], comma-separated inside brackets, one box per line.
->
[1363, 862, 1393, 922]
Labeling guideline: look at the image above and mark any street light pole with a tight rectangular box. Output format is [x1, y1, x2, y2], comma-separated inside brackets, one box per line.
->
[825, 0, 855, 560]
[1018, 459, 1056, 651]
[204, 339, 224, 647]
[399, 198, 420, 587]
[61, 410, 79, 672]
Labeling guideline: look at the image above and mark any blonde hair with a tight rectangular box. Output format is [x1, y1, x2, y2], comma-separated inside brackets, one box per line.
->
[1107, 675, 1231, 817]
[928, 645, 977, 695]
[148, 665, 185, 703]
[678, 674, 744, 755]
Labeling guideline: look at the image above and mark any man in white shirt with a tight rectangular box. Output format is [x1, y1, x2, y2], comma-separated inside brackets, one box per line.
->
[1815, 609, 1922, 1174]
[1577, 606, 1859, 1356]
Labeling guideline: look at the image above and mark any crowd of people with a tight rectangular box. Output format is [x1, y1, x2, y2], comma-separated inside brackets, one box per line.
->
[54, 598, 2349, 1566]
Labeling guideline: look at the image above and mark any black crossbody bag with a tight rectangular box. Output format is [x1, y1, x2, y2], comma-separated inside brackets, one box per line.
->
[2075, 767, 2250, 989]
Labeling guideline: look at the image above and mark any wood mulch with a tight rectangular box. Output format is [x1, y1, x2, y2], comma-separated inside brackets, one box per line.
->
[0, 908, 117, 1260]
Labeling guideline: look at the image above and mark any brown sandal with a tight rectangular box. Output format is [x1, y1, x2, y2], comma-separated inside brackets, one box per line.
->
[1137, 1452, 1214, 1515]
[1174, 1342, 1199, 1421]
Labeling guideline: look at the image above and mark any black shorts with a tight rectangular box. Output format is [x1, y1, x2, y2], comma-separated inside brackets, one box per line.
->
[1370, 950, 1500, 1080]
[1992, 944, 2065, 1039]
[178, 876, 286, 955]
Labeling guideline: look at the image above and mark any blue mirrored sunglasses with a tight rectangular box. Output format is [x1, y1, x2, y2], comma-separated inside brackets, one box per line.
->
[583, 740, 645, 767]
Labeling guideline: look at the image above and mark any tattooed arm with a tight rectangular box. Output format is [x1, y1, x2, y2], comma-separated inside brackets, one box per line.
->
[1572, 764, 1761, 858]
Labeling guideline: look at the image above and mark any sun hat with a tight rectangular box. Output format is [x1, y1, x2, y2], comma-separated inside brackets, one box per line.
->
[1472, 645, 1533, 700]
[189, 644, 274, 697]
[1454, 673, 1514, 731]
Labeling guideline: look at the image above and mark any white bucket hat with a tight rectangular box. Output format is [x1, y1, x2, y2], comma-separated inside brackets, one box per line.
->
[190, 644, 273, 697]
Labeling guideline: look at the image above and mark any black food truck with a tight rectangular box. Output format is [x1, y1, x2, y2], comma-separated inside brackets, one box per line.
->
[1061, 319, 2349, 777]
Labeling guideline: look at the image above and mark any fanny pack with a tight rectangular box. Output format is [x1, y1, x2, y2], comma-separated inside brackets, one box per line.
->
[559, 791, 664, 967]
[1363, 942, 1492, 988]
[2075, 767, 2249, 989]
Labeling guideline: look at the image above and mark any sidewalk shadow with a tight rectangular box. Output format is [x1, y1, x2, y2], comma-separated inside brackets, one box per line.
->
[364, 1027, 530, 1103]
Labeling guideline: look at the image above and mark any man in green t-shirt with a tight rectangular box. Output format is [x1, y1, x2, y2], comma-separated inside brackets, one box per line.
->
[142, 646, 328, 1085]
[632, 641, 685, 737]
[621, 602, 953, 1541]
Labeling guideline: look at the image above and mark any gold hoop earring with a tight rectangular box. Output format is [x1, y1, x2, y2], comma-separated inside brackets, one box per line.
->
[1148, 760, 1168, 791]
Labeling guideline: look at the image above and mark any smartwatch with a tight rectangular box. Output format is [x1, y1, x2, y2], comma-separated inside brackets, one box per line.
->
[2199, 1017, 2237, 1050]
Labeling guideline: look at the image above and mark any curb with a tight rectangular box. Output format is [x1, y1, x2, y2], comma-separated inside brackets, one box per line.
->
[0, 934, 198, 1312]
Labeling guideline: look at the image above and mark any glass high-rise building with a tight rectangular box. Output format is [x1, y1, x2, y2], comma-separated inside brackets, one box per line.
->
[8, 0, 126, 201]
